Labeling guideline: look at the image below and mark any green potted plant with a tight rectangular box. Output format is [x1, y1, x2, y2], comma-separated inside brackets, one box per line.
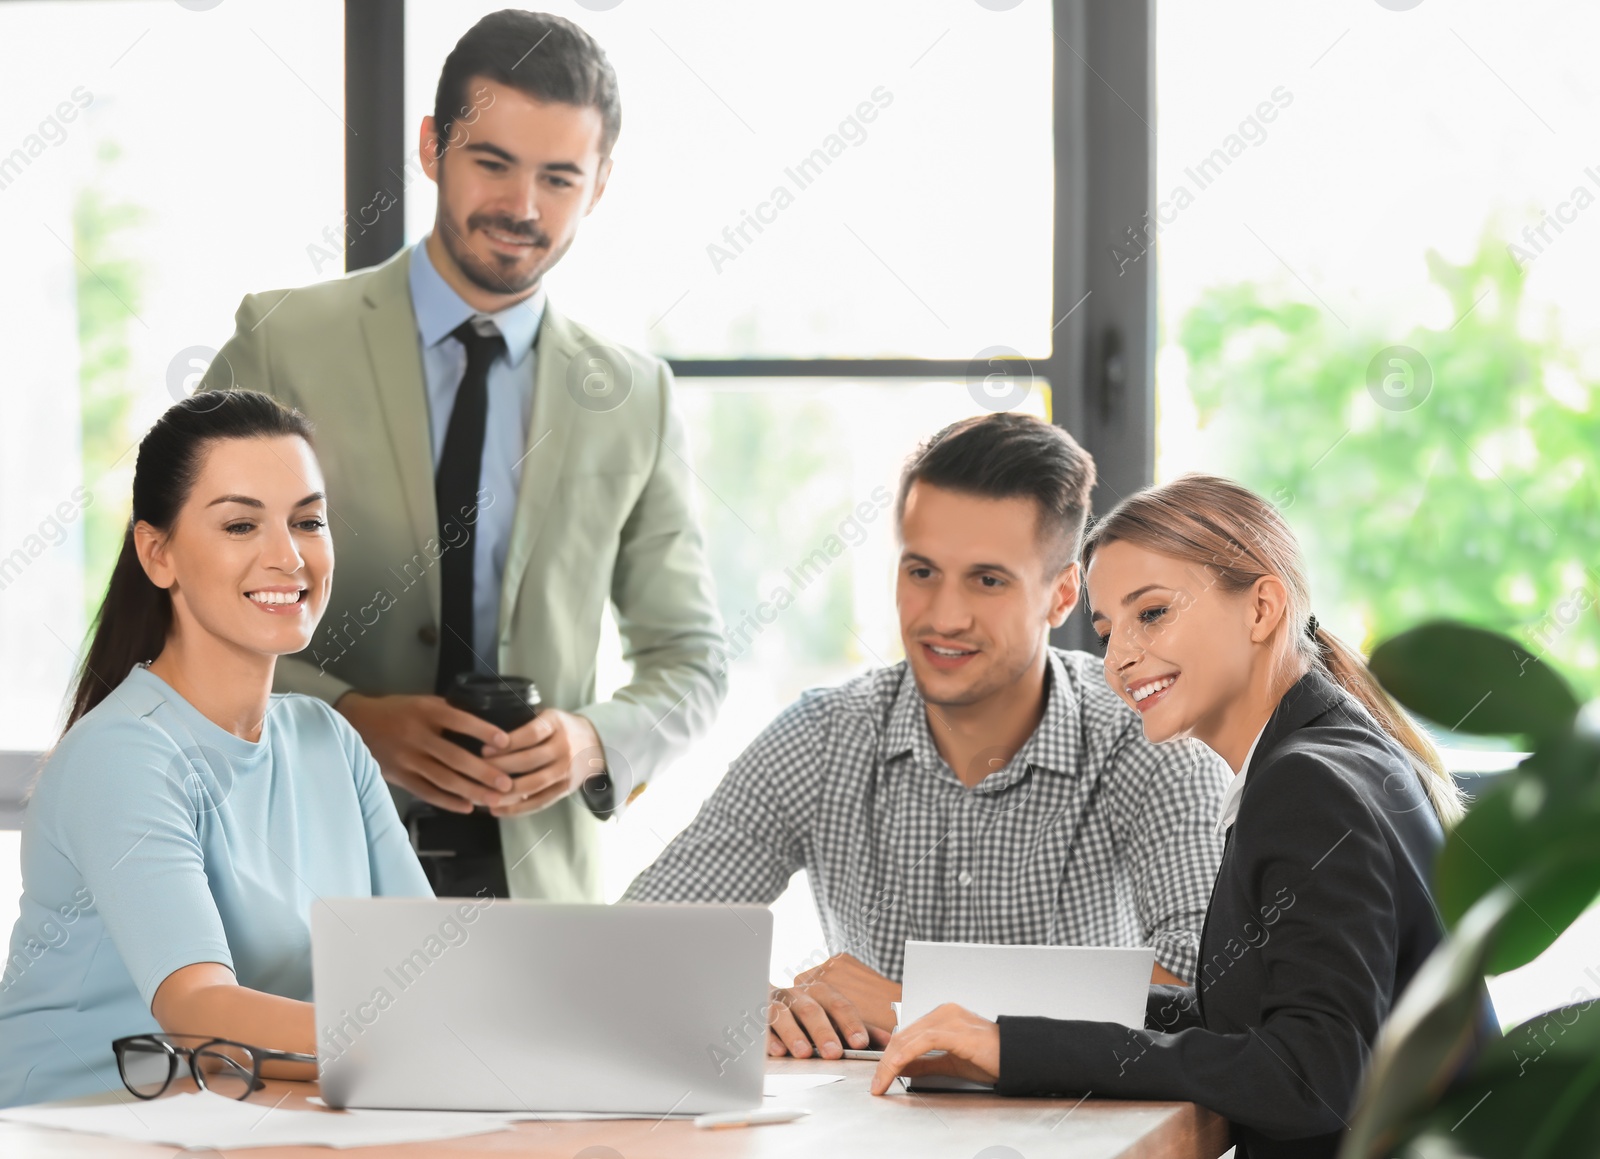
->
[1341, 620, 1600, 1158]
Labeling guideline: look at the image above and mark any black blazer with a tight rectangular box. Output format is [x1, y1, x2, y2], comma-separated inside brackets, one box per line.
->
[996, 669, 1452, 1159]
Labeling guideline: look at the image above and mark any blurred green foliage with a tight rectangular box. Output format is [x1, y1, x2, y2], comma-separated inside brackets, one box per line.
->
[74, 140, 145, 631]
[687, 388, 858, 679]
[1177, 228, 1599, 700]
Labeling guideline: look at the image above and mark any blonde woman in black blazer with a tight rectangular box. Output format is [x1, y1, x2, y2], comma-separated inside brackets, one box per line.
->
[872, 474, 1473, 1159]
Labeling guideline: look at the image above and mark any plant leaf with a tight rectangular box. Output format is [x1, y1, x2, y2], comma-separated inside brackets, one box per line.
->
[1517, 727, 1600, 803]
[1481, 865, 1600, 976]
[1370, 621, 1580, 742]
[1435, 775, 1600, 970]
[1397, 1001, 1600, 1159]
[1435, 781, 1527, 927]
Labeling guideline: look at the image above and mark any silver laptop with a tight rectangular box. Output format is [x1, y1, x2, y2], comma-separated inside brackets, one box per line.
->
[310, 898, 771, 1114]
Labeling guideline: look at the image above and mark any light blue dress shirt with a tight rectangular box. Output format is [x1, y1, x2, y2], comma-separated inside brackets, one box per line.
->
[0, 665, 431, 1108]
[408, 239, 545, 671]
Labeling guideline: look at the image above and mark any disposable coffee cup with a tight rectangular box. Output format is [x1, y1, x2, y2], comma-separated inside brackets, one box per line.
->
[442, 673, 541, 756]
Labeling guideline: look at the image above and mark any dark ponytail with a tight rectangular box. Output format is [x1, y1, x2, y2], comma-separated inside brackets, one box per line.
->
[63, 390, 314, 735]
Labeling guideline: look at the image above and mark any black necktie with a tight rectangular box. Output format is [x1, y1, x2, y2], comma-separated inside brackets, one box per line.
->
[434, 318, 506, 695]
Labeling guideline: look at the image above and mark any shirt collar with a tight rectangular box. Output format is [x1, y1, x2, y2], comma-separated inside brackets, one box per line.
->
[882, 649, 1081, 785]
[1215, 667, 1352, 834]
[408, 237, 544, 367]
[1216, 721, 1269, 834]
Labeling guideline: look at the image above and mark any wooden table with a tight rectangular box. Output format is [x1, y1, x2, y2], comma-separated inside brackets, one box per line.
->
[0, 1059, 1230, 1158]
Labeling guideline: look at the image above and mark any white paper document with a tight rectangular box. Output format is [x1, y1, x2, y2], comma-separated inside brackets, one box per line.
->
[335, 1103, 699, 1123]
[3, 1072, 840, 1146]
[898, 941, 1155, 1091]
[763, 1073, 843, 1098]
[0, 1090, 515, 1150]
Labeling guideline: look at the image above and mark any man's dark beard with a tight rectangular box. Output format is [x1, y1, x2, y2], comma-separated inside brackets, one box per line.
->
[437, 205, 554, 297]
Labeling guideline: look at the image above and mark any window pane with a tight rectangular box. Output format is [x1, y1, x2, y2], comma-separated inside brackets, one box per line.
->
[1153, 0, 1599, 701]
[404, 1, 1053, 359]
[1154, 0, 1598, 1028]
[597, 379, 1050, 979]
[0, 0, 344, 751]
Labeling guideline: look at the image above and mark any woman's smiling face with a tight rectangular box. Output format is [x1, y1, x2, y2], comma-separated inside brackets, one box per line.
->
[138, 435, 333, 660]
[1085, 539, 1260, 745]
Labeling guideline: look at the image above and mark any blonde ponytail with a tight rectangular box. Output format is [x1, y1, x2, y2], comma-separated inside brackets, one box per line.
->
[1311, 625, 1465, 827]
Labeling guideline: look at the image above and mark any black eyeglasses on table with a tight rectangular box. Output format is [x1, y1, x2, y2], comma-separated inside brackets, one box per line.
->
[112, 1033, 317, 1101]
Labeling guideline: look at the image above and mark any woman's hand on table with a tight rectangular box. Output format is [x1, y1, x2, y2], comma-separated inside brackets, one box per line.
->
[869, 1003, 1000, 1095]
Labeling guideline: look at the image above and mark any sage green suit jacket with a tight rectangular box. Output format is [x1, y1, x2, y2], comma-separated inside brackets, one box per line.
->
[199, 247, 726, 901]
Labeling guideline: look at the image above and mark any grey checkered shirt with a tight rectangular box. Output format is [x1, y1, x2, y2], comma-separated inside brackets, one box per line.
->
[624, 648, 1229, 983]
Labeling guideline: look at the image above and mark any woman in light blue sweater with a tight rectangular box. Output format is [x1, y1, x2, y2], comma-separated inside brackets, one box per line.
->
[0, 391, 432, 1107]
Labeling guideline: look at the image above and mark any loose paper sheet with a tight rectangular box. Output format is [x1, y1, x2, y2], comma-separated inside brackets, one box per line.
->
[763, 1073, 844, 1098]
[0, 1090, 514, 1150]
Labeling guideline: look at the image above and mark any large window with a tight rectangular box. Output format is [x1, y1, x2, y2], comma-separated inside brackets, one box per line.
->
[1152, 0, 1600, 1028]
[1154, 0, 1598, 697]
[0, 0, 345, 754]
[0, 0, 346, 931]
[405, 0, 1054, 359]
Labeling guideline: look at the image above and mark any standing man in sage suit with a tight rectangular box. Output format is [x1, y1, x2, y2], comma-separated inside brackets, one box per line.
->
[200, 10, 725, 901]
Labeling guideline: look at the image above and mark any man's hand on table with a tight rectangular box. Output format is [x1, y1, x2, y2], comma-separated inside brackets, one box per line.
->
[768, 953, 899, 1060]
[870, 1003, 1000, 1094]
[1152, 961, 1186, 986]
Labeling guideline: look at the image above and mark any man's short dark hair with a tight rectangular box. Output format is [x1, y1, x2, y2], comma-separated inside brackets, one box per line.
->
[895, 412, 1098, 573]
[434, 9, 621, 158]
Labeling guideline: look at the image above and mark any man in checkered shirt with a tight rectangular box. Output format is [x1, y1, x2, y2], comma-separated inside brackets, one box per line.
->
[624, 413, 1227, 1059]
